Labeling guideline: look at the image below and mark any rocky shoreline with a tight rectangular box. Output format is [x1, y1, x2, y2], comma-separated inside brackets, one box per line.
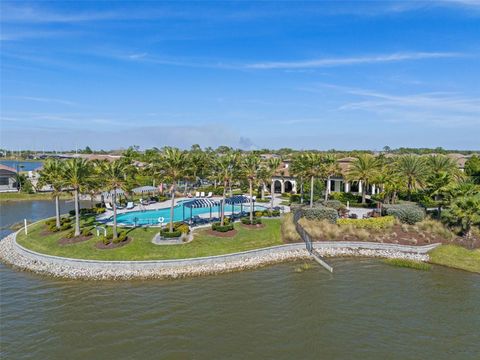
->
[0, 232, 430, 280]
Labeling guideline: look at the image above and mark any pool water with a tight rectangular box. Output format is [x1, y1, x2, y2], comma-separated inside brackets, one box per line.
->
[114, 202, 265, 225]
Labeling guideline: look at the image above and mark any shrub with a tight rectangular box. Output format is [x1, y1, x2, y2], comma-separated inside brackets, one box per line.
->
[241, 217, 262, 225]
[175, 223, 190, 234]
[45, 218, 56, 226]
[60, 222, 72, 231]
[212, 223, 234, 232]
[330, 192, 361, 204]
[101, 236, 111, 245]
[384, 204, 425, 224]
[254, 210, 264, 218]
[161, 229, 182, 238]
[113, 231, 127, 243]
[48, 223, 60, 232]
[299, 206, 338, 224]
[64, 231, 74, 239]
[383, 258, 431, 271]
[81, 228, 92, 237]
[289, 194, 301, 203]
[60, 217, 71, 225]
[95, 207, 106, 214]
[321, 200, 346, 211]
[337, 216, 395, 230]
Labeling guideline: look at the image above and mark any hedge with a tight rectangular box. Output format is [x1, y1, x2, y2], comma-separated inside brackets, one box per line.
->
[383, 204, 425, 224]
[211, 223, 235, 232]
[337, 216, 395, 229]
[241, 217, 262, 225]
[299, 206, 338, 224]
[321, 200, 345, 211]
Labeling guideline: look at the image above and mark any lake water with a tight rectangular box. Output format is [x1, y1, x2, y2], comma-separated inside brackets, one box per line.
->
[1, 201, 479, 359]
[0, 160, 43, 172]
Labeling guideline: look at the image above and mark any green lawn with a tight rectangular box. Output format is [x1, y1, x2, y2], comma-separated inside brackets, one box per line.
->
[429, 245, 480, 273]
[16, 217, 283, 261]
[0, 192, 71, 202]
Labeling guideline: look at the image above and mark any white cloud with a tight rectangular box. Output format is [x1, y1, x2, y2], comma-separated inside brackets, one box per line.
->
[246, 52, 462, 70]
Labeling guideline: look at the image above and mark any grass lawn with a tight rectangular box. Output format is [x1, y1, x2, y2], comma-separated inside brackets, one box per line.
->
[16, 217, 283, 261]
[429, 245, 480, 274]
[0, 192, 71, 202]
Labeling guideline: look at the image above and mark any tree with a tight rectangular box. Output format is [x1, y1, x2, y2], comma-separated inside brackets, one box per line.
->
[216, 152, 238, 226]
[98, 160, 130, 240]
[290, 154, 308, 204]
[347, 154, 380, 204]
[465, 155, 480, 184]
[393, 155, 428, 201]
[443, 194, 480, 242]
[38, 159, 65, 230]
[323, 154, 339, 201]
[160, 148, 188, 232]
[62, 158, 92, 236]
[267, 157, 281, 210]
[241, 154, 262, 222]
[303, 153, 325, 207]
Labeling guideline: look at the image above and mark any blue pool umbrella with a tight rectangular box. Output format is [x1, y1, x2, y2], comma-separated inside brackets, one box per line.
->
[225, 195, 251, 216]
[183, 198, 220, 223]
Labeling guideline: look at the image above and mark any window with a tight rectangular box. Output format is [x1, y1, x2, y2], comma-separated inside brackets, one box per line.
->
[0, 177, 9, 185]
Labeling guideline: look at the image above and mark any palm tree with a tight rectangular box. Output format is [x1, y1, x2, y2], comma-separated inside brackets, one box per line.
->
[62, 158, 92, 236]
[267, 157, 281, 210]
[241, 154, 262, 223]
[160, 148, 188, 232]
[38, 159, 65, 230]
[303, 153, 325, 207]
[216, 152, 238, 226]
[444, 194, 480, 242]
[323, 154, 339, 201]
[98, 160, 130, 240]
[290, 154, 308, 204]
[394, 155, 428, 201]
[347, 154, 380, 204]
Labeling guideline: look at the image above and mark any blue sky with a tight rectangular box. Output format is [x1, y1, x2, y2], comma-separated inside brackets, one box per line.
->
[1, 1, 479, 151]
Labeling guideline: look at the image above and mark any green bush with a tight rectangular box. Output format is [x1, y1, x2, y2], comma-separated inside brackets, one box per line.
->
[81, 228, 92, 237]
[241, 217, 262, 225]
[300, 206, 338, 224]
[321, 200, 346, 211]
[212, 222, 234, 232]
[64, 231, 74, 239]
[161, 229, 182, 238]
[45, 218, 56, 226]
[337, 216, 395, 230]
[289, 194, 301, 203]
[113, 231, 127, 243]
[384, 204, 425, 224]
[60, 222, 72, 231]
[101, 236, 111, 245]
[175, 223, 190, 234]
[330, 192, 361, 204]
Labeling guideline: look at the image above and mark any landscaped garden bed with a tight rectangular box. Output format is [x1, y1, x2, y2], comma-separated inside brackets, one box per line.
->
[15, 216, 282, 261]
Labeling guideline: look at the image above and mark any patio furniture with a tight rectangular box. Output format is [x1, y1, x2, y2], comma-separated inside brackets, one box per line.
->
[207, 192, 213, 198]
[200, 192, 205, 197]
[126, 202, 135, 209]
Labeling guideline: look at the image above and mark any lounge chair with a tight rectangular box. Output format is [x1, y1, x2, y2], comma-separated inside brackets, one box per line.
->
[207, 192, 213, 198]
[195, 192, 200, 198]
[200, 192, 205, 197]
[105, 203, 113, 210]
[116, 203, 124, 209]
[126, 202, 135, 209]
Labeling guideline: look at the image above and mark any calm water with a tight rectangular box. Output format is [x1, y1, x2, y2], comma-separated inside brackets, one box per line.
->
[0, 160, 43, 172]
[1, 201, 479, 359]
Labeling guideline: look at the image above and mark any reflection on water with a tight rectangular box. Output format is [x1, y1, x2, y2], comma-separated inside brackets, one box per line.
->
[1, 201, 479, 359]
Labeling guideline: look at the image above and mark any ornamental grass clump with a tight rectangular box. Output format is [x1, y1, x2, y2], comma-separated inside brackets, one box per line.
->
[281, 213, 301, 242]
[384, 258, 431, 271]
[337, 216, 395, 230]
[384, 204, 425, 224]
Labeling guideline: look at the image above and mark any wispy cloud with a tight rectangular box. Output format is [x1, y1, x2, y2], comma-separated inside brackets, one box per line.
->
[246, 52, 462, 69]
[309, 83, 480, 126]
[7, 96, 77, 106]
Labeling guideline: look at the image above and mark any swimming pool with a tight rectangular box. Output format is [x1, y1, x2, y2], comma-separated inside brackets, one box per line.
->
[113, 202, 266, 226]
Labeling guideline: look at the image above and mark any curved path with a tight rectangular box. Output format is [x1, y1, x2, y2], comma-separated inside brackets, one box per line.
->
[0, 228, 439, 280]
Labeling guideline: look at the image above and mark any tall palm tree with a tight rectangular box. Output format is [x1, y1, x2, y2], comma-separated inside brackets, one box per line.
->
[216, 152, 238, 226]
[303, 153, 325, 207]
[347, 154, 380, 204]
[267, 157, 281, 210]
[38, 159, 65, 230]
[290, 154, 308, 204]
[241, 154, 262, 222]
[98, 160, 130, 240]
[62, 158, 92, 236]
[393, 155, 428, 201]
[160, 148, 188, 232]
[323, 154, 339, 201]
